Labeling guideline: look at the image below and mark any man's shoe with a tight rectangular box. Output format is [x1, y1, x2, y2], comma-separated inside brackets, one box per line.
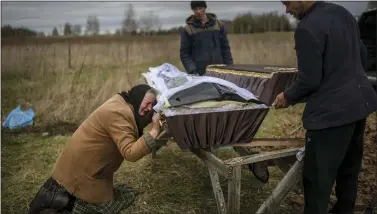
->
[248, 162, 270, 183]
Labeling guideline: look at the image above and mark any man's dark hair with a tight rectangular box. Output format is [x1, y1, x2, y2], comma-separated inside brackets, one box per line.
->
[191, 1, 207, 9]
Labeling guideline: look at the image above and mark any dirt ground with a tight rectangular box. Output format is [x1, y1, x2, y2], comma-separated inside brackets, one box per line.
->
[356, 114, 377, 211]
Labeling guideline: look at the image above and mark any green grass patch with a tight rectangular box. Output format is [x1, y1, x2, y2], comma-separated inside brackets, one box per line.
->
[1, 133, 67, 213]
[1, 103, 305, 214]
[1, 131, 303, 214]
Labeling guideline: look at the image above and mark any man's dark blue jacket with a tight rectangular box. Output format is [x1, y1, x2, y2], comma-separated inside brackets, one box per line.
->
[284, 1, 377, 130]
[179, 13, 233, 76]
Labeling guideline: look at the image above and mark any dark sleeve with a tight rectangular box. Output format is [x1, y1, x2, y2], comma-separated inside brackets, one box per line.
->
[359, 39, 368, 71]
[219, 24, 233, 65]
[179, 27, 197, 74]
[284, 27, 323, 103]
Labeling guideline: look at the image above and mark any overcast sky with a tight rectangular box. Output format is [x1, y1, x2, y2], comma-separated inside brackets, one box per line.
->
[1, 1, 369, 35]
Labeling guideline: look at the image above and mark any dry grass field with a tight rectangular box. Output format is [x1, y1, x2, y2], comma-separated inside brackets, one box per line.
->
[1, 32, 376, 214]
[1, 33, 296, 124]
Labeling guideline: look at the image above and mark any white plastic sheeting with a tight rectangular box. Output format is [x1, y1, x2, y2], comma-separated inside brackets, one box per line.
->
[142, 63, 261, 112]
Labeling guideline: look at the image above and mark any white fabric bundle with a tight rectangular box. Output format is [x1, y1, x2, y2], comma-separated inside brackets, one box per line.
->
[142, 63, 261, 112]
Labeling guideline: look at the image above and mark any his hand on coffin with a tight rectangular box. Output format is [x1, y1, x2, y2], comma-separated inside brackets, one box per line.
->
[272, 92, 290, 109]
[273, 92, 309, 108]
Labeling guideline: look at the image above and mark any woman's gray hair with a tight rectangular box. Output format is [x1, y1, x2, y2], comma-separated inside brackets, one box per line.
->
[146, 88, 158, 97]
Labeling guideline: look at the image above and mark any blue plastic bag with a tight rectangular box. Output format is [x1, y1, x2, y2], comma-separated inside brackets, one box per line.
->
[3, 105, 35, 129]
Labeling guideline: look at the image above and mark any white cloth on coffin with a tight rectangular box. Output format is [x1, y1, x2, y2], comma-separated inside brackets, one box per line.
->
[142, 63, 260, 112]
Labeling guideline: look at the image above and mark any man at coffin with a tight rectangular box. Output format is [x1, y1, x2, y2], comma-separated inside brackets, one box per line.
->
[275, 1, 377, 214]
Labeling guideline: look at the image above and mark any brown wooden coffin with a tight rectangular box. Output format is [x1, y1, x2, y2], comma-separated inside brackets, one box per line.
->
[163, 103, 269, 149]
[205, 64, 298, 106]
[162, 64, 298, 149]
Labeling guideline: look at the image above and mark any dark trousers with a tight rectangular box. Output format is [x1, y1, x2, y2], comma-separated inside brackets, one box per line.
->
[303, 118, 366, 214]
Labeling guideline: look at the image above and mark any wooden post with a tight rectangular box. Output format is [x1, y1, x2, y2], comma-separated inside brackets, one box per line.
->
[208, 165, 227, 214]
[192, 149, 230, 177]
[158, 136, 306, 213]
[255, 160, 304, 214]
[67, 41, 72, 69]
[224, 147, 301, 166]
[227, 165, 242, 214]
[53, 45, 56, 74]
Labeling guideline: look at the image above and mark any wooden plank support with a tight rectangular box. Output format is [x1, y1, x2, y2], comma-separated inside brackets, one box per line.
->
[224, 147, 301, 167]
[255, 160, 304, 214]
[208, 165, 227, 214]
[191, 149, 230, 178]
[230, 138, 305, 148]
[162, 138, 305, 150]
[227, 165, 242, 214]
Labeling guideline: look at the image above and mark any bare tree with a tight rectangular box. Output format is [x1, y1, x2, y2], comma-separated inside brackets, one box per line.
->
[85, 15, 100, 36]
[122, 4, 138, 35]
[139, 11, 162, 35]
[72, 24, 82, 36]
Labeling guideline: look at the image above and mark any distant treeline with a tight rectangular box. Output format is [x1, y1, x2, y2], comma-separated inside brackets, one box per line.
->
[2, 10, 294, 38]
[231, 12, 292, 34]
[1, 25, 45, 37]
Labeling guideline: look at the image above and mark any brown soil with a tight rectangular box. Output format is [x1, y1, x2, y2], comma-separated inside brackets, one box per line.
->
[357, 115, 377, 209]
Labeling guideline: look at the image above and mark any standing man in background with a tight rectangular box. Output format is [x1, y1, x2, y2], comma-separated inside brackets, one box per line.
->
[275, 1, 377, 214]
[179, 1, 233, 76]
[180, 1, 270, 184]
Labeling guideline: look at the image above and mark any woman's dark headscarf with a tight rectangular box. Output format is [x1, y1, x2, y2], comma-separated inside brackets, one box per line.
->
[118, 84, 154, 136]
